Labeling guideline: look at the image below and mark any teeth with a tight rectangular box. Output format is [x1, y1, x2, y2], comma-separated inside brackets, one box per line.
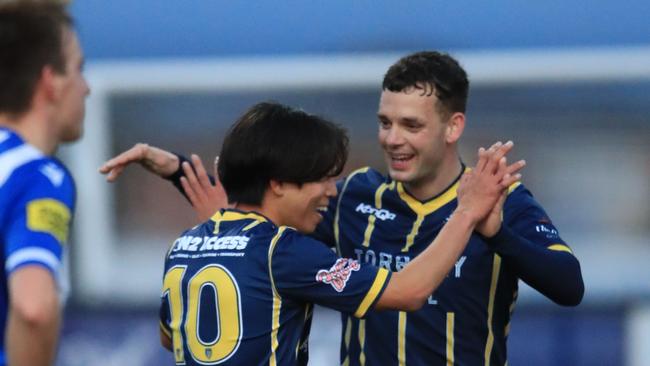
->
[391, 154, 412, 161]
[317, 206, 328, 212]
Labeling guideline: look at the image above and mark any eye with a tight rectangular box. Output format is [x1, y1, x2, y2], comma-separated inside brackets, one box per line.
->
[404, 121, 422, 132]
[378, 118, 391, 129]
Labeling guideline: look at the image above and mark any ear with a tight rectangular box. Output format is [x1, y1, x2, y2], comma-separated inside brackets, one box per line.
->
[445, 112, 465, 144]
[38, 65, 62, 102]
[269, 179, 285, 198]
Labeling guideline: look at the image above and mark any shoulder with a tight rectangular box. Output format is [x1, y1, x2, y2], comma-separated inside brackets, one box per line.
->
[8, 154, 75, 200]
[505, 182, 537, 208]
[3, 156, 75, 232]
[504, 182, 552, 220]
[273, 226, 332, 255]
[339, 167, 390, 195]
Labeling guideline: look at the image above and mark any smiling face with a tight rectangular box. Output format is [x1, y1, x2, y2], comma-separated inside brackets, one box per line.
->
[276, 177, 338, 233]
[378, 87, 452, 192]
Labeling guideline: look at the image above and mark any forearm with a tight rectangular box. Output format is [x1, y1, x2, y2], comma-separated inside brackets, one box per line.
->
[6, 307, 60, 366]
[164, 153, 215, 202]
[486, 225, 584, 306]
[376, 210, 476, 311]
[164, 153, 192, 201]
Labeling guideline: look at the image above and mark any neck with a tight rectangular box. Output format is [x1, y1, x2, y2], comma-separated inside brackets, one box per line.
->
[234, 201, 282, 226]
[403, 149, 463, 201]
[0, 110, 58, 155]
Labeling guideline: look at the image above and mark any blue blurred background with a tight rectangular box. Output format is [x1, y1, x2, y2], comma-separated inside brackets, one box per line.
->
[57, 1, 650, 365]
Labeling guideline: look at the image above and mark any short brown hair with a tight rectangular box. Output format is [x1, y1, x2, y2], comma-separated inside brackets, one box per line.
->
[0, 1, 73, 116]
[383, 51, 469, 117]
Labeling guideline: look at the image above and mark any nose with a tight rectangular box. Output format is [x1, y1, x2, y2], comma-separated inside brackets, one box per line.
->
[325, 177, 338, 197]
[383, 125, 404, 147]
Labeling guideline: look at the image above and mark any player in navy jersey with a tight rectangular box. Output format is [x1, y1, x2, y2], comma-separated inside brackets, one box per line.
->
[0, 3, 89, 366]
[101, 51, 583, 365]
[155, 101, 522, 365]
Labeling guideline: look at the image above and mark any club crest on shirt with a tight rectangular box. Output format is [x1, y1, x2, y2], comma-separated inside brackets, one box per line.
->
[316, 258, 360, 292]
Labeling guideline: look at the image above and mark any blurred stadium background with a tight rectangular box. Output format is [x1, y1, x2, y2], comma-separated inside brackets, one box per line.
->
[55, 1, 649, 365]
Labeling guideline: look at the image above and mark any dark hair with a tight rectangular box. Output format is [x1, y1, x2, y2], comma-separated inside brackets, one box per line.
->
[0, 2, 73, 116]
[218, 102, 349, 205]
[382, 51, 469, 116]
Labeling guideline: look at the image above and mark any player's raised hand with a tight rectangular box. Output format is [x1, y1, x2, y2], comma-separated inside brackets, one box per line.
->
[475, 142, 526, 237]
[99, 143, 179, 182]
[180, 154, 231, 221]
[456, 141, 524, 225]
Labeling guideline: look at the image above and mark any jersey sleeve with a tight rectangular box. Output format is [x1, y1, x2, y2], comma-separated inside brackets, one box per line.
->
[503, 185, 570, 251]
[271, 229, 391, 318]
[3, 162, 74, 276]
[486, 185, 584, 305]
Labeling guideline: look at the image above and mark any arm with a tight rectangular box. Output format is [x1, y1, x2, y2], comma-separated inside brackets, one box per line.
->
[375, 142, 525, 311]
[485, 214, 584, 306]
[6, 266, 60, 366]
[375, 209, 478, 311]
[470, 145, 583, 306]
[3, 165, 73, 365]
[99, 143, 180, 182]
[99, 143, 227, 221]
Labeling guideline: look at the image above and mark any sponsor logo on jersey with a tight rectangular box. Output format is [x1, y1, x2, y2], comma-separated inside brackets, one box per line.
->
[172, 235, 249, 252]
[26, 198, 71, 244]
[535, 224, 559, 239]
[355, 203, 396, 221]
[315, 258, 360, 292]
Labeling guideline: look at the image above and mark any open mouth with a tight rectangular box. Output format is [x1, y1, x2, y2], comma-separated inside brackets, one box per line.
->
[388, 153, 414, 169]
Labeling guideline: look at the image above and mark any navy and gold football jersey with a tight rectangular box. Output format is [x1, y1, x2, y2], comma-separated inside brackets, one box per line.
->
[0, 127, 75, 365]
[314, 167, 575, 366]
[160, 209, 391, 366]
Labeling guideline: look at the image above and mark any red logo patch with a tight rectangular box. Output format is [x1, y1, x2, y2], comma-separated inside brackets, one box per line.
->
[316, 258, 361, 292]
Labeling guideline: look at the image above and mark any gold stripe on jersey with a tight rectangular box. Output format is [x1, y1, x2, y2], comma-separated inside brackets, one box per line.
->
[505, 289, 518, 336]
[270, 295, 281, 366]
[403, 214, 424, 253]
[268, 227, 287, 366]
[396, 180, 460, 217]
[507, 181, 521, 194]
[362, 181, 396, 247]
[211, 210, 268, 234]
[342, 316, 353, 366]
[398, 311, 407, 366]
[295, 304, 313, 359]
[548, 244, 573, 254]
[446, 312, 455, 366]
[484, 254, 502, 366]
[359, 319, 367, 366]
[354, 268, 390, 318]
[335, 167, 369, 255]
[396, 178, 461, 252]
[243, 220, 263, 231]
